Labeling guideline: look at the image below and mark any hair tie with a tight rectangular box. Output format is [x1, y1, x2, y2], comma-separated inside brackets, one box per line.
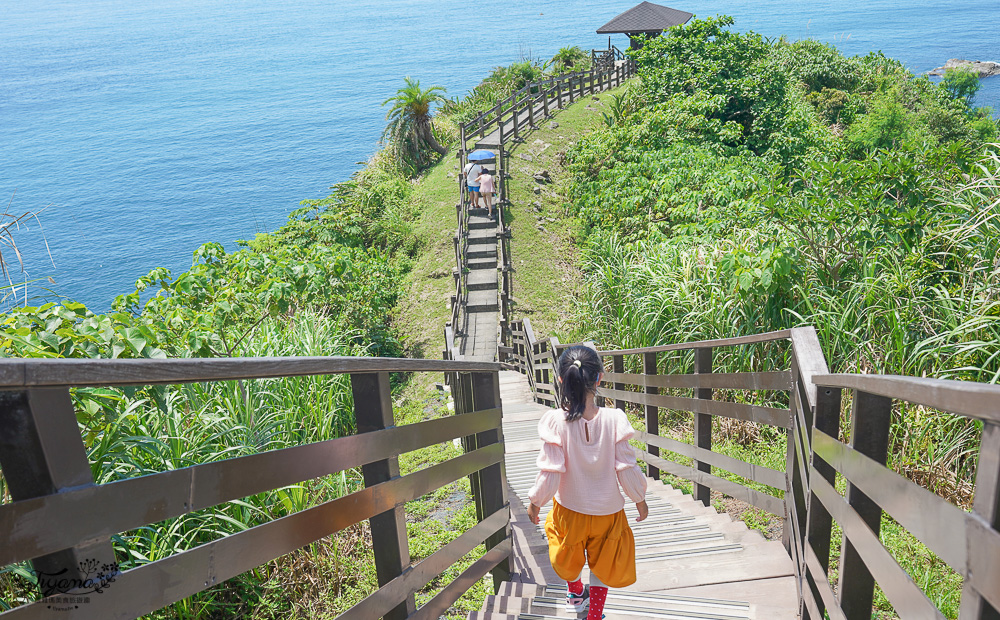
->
[573, 360, 582, 368]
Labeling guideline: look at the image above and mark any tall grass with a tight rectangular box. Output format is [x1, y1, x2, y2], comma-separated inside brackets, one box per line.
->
[0, 311, 365, 616]
[576, 151, 1000, 504]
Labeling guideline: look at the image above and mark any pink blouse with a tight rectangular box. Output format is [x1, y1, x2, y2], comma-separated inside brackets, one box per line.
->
[527, 407, 647, 515]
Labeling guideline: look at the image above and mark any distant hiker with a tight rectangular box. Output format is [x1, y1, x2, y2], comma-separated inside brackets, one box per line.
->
[463, 160, 482, 208]
[476, 166, 496, 219]
[527, 345, 648, 620]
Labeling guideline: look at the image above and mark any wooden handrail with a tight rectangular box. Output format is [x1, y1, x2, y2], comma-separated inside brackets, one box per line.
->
[0, 360, 510, 619]
[501, 321, 1000, 617]
[0, 356, 499, 388]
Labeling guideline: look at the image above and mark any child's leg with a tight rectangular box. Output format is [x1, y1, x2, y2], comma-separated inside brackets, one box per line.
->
[587, 573, 608, 620]
[564, 573, 589, 613]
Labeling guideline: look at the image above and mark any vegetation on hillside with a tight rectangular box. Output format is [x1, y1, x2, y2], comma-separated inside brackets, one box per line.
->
[563, 16, 999, 618]
[0, 56, 552, 618]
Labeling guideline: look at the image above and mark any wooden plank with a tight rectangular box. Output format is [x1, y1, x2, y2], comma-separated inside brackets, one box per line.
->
[961, 421, 1000, 619]
[639, 451, 784, 515]
[838, 390, 892, 620]
[595, 329, 792, 356]
[813, 374, 1000, 423]
[602, 370, 792, 391]
[0, 357, 501, 388]
[596, 387, 791, 428]
[643, 352, 660, 480]
[804, 541, 848, 620]
[813, 429, 968, 573]
[471, 371, 511, 588]
[408, 538, 513, 620]
[790, 327, 830, 411]
[812, 475, 946, 619]
[0, 388, 117, 593]
[339, 507, 508, 620]
[660, 576, 798, 618]
[632, 540, 794, 592]
[693, 348, 713, 506]
[613, 355, 626, 411]
[636, 431, 786, 489]
[352, 372, 414, 620]
[0, 443, 504, 620]
[804, 377, 842, 620]
[0, 407, 501, 565]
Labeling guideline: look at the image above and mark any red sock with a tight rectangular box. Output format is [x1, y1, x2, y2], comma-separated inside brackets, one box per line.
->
[567, 578, 584, 596]
[588, 586, 608, 620]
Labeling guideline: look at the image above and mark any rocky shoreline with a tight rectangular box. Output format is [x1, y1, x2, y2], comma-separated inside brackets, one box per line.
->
[928, 59, 1000, 78]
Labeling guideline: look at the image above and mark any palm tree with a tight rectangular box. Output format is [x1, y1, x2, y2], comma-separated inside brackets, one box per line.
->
[382, 77, 448, 168]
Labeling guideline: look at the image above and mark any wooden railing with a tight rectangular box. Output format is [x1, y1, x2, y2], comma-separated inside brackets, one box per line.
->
[459, 56, 636, 152]
[0, 357, 511, 619]
[503, 317, 1000, 618]
[591, 45, 626, 70]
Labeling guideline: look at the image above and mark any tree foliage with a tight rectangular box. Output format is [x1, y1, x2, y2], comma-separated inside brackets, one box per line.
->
[382, 76, 448, 172]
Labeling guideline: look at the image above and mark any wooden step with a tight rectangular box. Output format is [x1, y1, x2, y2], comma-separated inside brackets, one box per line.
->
[485, 590, 753, 620]
[466, 289, 498, 312]
[468, 269, 498, 291]
[468, 256, 498, 270]
[469, 229, 497, 244]
[468, 243, 497, 259]
[469, 215, 499, 230]
[466, 612, 518, 620]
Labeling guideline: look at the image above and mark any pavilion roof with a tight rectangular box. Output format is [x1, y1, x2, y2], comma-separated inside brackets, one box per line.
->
[596, 2, 693, 34]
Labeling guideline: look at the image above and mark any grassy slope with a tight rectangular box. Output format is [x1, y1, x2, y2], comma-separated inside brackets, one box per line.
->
[503, 86, 626, 342]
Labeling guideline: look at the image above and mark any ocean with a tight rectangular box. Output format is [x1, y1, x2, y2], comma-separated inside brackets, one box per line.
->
[2, 0, 998, 311]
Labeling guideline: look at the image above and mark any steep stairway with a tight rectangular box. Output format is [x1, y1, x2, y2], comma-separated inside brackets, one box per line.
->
[466, 371, 799, 620]
[457, 205, 500, 361]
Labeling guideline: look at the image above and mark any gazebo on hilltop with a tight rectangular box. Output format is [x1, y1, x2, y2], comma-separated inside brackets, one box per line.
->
[597, 1, 693, 49]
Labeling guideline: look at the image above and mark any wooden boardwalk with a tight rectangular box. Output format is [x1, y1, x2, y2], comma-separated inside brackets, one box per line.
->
[455, 209, 500, 362]
[466, 371, 800, 619]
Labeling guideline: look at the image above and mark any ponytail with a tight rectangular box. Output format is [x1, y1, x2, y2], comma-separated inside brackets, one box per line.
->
[557, 345, 603, 422]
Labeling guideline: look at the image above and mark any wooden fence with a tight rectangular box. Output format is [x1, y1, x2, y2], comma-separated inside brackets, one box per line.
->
[0, 357, 511, 619]
[459, 54, 636, 152]
[503, 317, 1000, 619]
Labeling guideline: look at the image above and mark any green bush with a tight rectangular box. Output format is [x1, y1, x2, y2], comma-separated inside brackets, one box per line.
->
[941, 65, 981, 107]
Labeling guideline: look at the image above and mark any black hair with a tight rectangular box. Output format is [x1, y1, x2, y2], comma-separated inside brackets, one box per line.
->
[557, 345, 603, 422]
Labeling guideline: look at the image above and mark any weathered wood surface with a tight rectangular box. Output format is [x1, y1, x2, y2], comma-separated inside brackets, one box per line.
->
[479, 370, 799, 619]
[0, 356, 499, 388]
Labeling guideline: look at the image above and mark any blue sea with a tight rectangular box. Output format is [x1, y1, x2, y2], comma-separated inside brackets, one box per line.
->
[2, 0, 998, 311]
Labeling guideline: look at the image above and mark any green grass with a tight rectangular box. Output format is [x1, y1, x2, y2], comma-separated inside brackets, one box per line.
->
[503, 84, 632, 341]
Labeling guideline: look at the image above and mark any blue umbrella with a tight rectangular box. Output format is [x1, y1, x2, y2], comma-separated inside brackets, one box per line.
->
[468, 149, 495, 162]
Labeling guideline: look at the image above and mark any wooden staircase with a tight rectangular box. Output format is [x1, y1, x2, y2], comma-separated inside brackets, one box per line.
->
[465, 371, 799, 620]
[457, 206, 501, 360]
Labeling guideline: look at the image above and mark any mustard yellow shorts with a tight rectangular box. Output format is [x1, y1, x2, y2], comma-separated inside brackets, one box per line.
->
[544, 500, 636, 588]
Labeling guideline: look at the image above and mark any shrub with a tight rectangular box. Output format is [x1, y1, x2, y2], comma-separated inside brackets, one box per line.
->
[941, 66, 981, 107]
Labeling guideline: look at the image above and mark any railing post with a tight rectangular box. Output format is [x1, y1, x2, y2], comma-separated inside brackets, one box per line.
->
[568, 75, 575, 103]
[578, 72, 584, 99]
[542, 83, 550, 118]
[527, 83, 535, 128]
[351, 371, 416, 620]
[960, 421, 1000, 619]
[478, 113, 486, 139]
[558, 77, 564, 108]
[612, 354, 626, 411]
[693, 348, 713, 506]
[512, 97, 520, 142]
[643, 352, 660, 480]
[470, 371, 511, 590]
[802, 383, 842, 619]
[837, 390, 892, 620]
[0, 389, 119, 592]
